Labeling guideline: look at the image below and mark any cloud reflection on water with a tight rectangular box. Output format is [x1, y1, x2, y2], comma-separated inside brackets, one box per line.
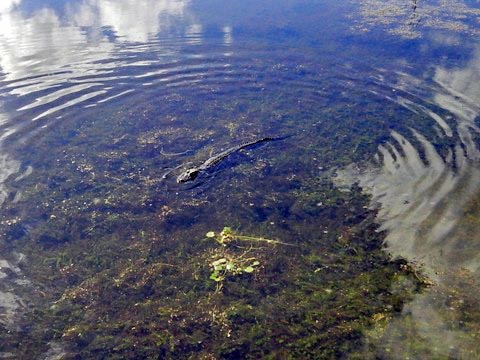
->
[0, 0, 202, 134]
[71, 0, 188, 43]
[0, 0, 194, 340]
[0, 0, 191, 83]
[0, 0, 20, 14]
[337, 45, 480, 358]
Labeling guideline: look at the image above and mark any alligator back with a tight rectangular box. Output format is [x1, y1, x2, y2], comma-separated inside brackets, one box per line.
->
[199, 137, 273, 170]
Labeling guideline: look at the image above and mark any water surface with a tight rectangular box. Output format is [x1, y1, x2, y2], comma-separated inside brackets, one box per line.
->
[0, 0, 479, 358]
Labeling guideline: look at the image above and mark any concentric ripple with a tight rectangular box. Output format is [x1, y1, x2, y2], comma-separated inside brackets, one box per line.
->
[336, 45, 480, 358]
[0, 1, 366, 339]
[1, 0, 480, 358]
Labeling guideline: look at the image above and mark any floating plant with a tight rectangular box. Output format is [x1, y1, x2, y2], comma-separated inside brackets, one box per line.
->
[209, 257, 261, 282]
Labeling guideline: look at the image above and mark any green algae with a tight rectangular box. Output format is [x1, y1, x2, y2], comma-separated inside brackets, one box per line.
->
[0, 183, 427, 359]
[0, 67, 433, 358]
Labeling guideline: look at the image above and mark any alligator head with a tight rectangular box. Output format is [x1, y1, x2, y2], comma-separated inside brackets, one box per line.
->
[176, 168, 200, 183]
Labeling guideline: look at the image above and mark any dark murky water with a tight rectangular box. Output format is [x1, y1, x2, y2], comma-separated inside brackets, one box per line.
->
[0, 0, 479, 358]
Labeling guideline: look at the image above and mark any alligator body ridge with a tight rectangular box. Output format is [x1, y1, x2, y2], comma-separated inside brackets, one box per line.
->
[176, 137, 274, 183]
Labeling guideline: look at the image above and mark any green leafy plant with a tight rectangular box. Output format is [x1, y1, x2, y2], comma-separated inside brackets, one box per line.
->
[209, 257, 261, 282]
[205, 227, 295, 291]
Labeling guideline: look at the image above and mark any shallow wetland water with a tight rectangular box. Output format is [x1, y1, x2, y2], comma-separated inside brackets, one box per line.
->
[0, 0, 479, 359]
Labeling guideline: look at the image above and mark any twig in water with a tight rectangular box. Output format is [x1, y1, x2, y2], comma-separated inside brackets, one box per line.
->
[160, 146, 192, 157]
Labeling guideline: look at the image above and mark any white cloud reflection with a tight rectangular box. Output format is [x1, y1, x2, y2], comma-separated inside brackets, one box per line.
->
[0, 0, 192, 83]
[336, 46, 480, 358]
[0, 7, 116, 83]
[223, 26, 233, 46]
[0, 0, 21, 14]
[0, 0, 192, 335]
[0, 0, 205, 129]
[72, 0, 188, 43]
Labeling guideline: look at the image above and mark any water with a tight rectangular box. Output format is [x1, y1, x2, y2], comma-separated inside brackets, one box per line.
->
[0, 0, 479, 358]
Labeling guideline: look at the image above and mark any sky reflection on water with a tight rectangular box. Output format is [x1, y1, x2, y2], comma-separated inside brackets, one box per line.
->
[336, 41, 480, 358]
[0, 0, 480, 358]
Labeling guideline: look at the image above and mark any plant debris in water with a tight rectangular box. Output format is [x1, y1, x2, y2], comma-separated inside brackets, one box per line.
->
[353, 0, 480, 39]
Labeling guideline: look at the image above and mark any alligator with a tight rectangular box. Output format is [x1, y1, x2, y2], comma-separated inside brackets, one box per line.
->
[176, 137, 274, 183]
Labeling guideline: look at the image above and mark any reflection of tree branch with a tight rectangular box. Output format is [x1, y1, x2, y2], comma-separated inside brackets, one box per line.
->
[408, 0, 421, 27]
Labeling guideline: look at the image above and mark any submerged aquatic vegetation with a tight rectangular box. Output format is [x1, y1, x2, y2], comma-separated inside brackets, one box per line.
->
[354, 0, 480, 39]
[0, 39, 435, 359]
[207, 226, 295, 246]
[209, 257, 261, 282]
[0, 0, 479, 357]
[0, 106, 430, 358]
[0, 151, 429, 358]
[205, 227, 290, 290]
